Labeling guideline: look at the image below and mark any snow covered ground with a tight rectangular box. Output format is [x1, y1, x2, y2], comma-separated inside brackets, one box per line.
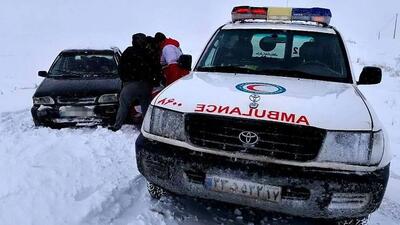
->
[1, 0, 400, 224]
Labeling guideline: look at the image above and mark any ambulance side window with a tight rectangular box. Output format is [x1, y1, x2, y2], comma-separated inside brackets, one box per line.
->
[204, 39, 220, 66]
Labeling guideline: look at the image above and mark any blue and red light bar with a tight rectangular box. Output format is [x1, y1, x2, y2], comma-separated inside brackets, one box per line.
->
[232, 6, 332, 25]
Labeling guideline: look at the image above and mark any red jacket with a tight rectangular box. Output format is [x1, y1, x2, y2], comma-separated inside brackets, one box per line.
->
[160, 38, 189, 85]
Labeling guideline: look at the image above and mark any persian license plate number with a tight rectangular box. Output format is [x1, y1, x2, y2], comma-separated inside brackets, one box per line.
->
[205, 176, 281, 203]
[59, 106, 95, 117]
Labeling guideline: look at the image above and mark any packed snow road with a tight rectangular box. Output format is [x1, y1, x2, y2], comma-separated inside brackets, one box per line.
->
[0, 78, 400, 225]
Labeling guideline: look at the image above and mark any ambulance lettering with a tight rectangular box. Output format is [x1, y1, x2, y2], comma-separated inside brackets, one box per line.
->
[206, 105, 217, 113]
[157, 98, 182, 107]
[281, 112, 296, 123]
[194, 104, 310, 126]
[218, 106, 230, 114]
[194, 104, 206, 112]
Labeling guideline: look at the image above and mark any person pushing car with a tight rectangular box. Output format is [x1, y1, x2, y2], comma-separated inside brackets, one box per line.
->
[111, 33, 158, 131]
[154, 32, 189, 85]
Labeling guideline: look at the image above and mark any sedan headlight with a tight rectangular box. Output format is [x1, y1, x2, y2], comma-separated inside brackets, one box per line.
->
[317, 131, 384, 166]
[142, 106, 185, 141]
[98, 94, 118, 103]
[33, 96, 55, 105]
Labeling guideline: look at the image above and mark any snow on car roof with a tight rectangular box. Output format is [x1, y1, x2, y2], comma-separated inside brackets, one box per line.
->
[222, 22, 336, 34]
[61, 47, 121, 54]
[62, 49, 114, 52]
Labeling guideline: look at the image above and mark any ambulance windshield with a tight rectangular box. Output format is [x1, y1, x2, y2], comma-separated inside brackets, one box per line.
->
[196, 29, 351, 83]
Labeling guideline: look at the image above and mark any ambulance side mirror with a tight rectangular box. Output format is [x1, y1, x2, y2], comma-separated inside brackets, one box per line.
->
[178, 54, 192, 71]
[357, 66, 382, 85]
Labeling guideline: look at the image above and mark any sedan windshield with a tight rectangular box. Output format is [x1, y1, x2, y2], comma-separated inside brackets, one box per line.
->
[49, 52, 118, 77]
[196, 29, 351, 83]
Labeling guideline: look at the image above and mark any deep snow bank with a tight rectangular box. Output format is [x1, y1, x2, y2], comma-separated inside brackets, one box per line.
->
[0, 111, 139, 225]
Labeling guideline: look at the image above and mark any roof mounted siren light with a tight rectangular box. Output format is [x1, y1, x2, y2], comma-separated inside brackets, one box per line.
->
[231, 6, 332, 26]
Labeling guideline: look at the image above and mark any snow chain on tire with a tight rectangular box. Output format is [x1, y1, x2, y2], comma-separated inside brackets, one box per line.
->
[336, 217, 368, 225]
[147, 182, 166, 199]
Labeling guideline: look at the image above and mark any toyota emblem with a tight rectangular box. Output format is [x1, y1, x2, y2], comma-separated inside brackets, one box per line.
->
[249, 94, 261, 109]
[249, 94, 261, 102]
[238, 131, 259, 147]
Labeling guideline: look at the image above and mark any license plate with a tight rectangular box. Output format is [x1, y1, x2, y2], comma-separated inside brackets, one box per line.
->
[205, 176, 281, 203]
[59, 106, 95, 117]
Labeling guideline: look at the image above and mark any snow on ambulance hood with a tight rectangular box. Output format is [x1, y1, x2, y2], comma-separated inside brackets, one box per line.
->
[154, 72, 372, 131]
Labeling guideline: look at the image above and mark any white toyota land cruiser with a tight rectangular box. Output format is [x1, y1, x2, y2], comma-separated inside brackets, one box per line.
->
[136, 6, 391, 224]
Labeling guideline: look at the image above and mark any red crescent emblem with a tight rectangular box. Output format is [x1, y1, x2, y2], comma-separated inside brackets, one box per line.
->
[246, 84, 265, 91]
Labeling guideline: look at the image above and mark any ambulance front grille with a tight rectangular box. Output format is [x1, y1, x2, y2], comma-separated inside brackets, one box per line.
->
[185, 114, 326, 162]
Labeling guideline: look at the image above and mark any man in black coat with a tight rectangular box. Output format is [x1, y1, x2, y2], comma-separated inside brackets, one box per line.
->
[145, 35, 164, 85]
[111, 33, 157, 131]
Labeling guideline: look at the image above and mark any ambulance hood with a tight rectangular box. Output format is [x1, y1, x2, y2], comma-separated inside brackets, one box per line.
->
[153, 72, 372, 131]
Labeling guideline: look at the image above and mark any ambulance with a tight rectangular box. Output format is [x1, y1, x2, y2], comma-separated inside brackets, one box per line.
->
[136, 6, 391, 224]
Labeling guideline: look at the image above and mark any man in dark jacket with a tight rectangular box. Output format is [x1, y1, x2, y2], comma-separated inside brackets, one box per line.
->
[111, 33, 156, 131]
[145, 35, 163, 86]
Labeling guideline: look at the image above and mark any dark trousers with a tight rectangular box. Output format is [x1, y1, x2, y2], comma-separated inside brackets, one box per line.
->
[114, 81, 151, 129]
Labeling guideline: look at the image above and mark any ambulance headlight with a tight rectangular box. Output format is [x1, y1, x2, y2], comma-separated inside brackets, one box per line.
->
[142, 106, 185, 141]
[317, 131, 384, 166]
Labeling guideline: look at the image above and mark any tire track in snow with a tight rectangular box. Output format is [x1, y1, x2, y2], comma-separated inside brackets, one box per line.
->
[110, 185, 319, 225]
[82, 175, 147, 225]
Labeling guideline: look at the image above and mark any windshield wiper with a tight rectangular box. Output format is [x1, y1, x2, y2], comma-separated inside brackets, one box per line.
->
[197, 66, 257, 74]
[87, 72, 118, 76]
[257, 68, 319, 78]
[197, 66, 329, 80]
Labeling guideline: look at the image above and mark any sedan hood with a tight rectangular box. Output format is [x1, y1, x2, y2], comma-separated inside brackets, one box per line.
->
[154, 72, 372, 131]
[34, 77, 122, 98]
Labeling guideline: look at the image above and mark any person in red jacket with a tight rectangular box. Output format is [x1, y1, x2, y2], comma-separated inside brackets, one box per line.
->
[154, 32, 189, 85]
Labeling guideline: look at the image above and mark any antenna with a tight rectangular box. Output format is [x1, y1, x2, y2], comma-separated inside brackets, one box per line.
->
[394, 13, 398, 39]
